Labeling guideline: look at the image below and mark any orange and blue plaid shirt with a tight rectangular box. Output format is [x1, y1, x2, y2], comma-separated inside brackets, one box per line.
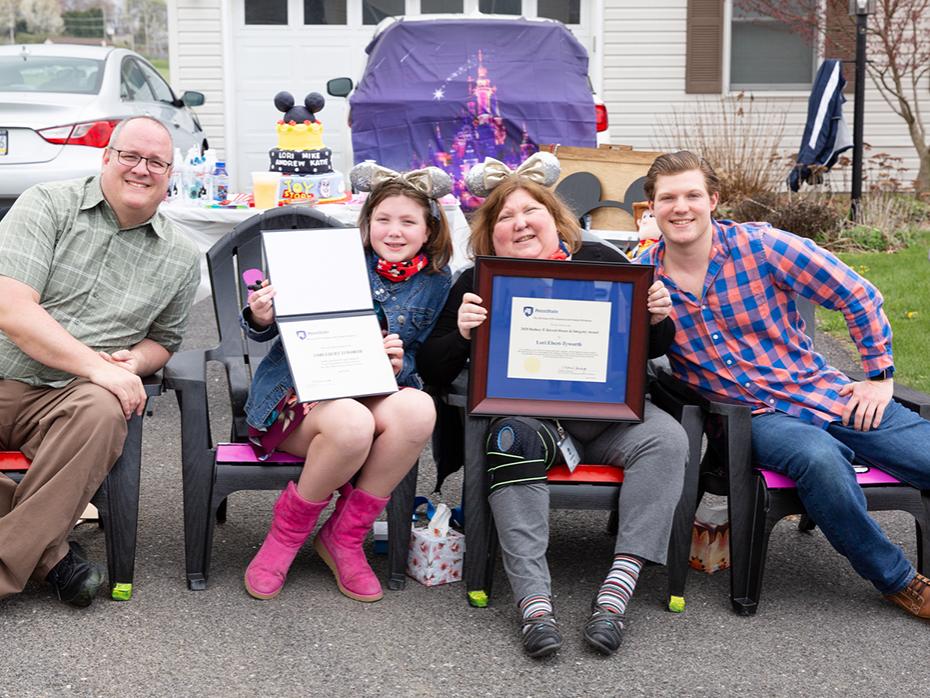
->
[637, 220, 894, 428]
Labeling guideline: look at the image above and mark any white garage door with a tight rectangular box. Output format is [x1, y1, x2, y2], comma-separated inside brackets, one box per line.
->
[230, 0, 596, 192]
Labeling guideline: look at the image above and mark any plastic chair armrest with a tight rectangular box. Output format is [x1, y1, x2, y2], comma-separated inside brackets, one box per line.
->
[430, 367, 469, 409]
[163, 348, 212, 453]
[650, 374, 695, 422]
[142, 371, 163, 397]
[837, 367, 930, 420]
[891, 383, 930, 420]
[163, 348, 208, 390]
[655, 371, 716, 410]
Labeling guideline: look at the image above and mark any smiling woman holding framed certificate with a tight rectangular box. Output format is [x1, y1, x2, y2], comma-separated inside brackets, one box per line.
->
[417, 154, 690, 660]
[469, 256, 653, 422]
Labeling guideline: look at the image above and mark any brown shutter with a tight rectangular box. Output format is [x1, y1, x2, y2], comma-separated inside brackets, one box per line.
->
[825, 0, 856, 93]
[685, 0, 724, 94]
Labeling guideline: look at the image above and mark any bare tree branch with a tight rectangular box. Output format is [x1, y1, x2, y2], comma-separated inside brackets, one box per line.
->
[734, 0, 930, 193]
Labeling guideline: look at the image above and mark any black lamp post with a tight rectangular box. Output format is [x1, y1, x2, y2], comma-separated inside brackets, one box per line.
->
[849, 0, 874, 222]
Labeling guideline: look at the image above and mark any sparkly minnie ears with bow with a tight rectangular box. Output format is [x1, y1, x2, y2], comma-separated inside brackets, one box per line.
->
[349, 161, 453, 200]
[463, 151, 561, 198]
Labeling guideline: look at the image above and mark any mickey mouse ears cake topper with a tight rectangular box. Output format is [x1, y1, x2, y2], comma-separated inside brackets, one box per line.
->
[274, 91, 325, 124]
[464, 151, 561, 198]
[350, 161, 453, 201]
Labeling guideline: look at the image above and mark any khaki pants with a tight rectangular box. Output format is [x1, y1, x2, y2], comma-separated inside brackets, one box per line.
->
[0, 378, 127, 598]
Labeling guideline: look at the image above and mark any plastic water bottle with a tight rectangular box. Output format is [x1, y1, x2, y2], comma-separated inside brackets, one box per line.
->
[166, 147, 183, 202]
[183, 147, 201, 202]
[212, 161, 230, 202]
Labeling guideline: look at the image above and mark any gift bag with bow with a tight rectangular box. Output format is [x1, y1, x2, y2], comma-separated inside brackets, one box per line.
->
[406, 502, 465, 587]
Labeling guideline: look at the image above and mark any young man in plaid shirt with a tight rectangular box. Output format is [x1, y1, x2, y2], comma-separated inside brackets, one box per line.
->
[637, 150, 930, 619]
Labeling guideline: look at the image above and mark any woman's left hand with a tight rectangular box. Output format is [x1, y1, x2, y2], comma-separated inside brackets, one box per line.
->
[647, 280, 673, 325]
[383, 333, 404, 375]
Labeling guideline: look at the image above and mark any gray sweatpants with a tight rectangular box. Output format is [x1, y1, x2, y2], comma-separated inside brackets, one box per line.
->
[488, 400, 688, 601]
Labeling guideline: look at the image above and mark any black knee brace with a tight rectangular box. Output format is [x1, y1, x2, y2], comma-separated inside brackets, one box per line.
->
[485, 417, 559, 491]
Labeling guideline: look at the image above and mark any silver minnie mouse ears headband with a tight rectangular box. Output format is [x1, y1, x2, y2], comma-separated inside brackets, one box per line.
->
[464, 151, 561, 198]
[349, 161, 453, 200]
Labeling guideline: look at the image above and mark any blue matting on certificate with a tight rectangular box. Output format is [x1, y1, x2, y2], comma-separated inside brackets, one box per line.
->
[486, 275, 632, 404]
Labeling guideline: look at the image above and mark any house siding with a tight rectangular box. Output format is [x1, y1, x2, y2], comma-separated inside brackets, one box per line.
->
[167, 0, 227, 156]
[601, 0, 930, 191]
[164, 0, 927, 190]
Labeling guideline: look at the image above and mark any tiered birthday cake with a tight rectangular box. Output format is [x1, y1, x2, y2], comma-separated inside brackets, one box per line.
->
[269, 90, 347, 204]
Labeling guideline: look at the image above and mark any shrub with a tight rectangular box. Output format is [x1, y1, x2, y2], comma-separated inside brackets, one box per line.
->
[726, 191, 921, 252]
[656, 92, 790, 205]
[824, 193, 920, 252]
[896, 195, 930, 227]
[725, 192, 843, 241]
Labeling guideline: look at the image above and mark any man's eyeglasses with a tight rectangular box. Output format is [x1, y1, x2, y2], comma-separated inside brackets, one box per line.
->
[109, 148, 172, 175]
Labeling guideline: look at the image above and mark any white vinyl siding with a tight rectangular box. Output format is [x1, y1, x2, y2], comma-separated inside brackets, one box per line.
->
[168, 0, 927, 191]
[601, 0, 929, 191]
[167, 0, 226, 156]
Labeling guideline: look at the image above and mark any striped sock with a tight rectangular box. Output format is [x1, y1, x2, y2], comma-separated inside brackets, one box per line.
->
[519, 594, 553, 627]
[596, 554, 643, 616]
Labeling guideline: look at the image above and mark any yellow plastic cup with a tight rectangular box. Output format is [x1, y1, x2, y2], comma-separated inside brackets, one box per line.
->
[252, 171, 282, 209]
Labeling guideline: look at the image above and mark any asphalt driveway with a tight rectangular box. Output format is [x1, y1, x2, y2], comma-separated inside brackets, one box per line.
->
[2, 297, 928, 697]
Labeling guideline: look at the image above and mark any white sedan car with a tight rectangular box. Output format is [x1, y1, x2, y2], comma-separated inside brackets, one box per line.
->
[0, 43, 206, 210]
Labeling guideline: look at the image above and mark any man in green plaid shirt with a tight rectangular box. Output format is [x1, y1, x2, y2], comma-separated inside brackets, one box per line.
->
[0, 116, 199, 607]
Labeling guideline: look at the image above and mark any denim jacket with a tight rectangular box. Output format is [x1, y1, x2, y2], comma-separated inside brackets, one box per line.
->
[242, 250, 452, 430]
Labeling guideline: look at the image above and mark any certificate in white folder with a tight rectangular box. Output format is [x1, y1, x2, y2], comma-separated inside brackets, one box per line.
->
[262, 227, 398, 403]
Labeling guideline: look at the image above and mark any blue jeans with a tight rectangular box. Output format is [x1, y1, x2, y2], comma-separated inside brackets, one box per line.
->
[751, 401, 930, 594]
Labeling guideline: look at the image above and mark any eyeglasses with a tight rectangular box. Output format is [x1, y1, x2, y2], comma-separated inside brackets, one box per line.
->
[109, 148, 172, 175]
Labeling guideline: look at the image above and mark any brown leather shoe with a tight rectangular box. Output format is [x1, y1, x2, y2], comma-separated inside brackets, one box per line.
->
[885, 572, 930, 618]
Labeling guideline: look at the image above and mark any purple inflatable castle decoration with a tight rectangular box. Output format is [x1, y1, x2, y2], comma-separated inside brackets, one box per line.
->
[413, 50, 538, 209]
[348, 18, 596, 210]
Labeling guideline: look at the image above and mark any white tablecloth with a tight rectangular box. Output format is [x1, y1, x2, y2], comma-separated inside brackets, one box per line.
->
[159, 201, 473, 303]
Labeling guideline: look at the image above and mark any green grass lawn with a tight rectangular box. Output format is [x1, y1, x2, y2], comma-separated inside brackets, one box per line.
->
[150, 58, 169, 83]
[816, 229, 930, 393]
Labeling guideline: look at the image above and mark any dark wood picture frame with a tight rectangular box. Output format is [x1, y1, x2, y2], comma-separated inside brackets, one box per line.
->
[468, 256, 653, 421]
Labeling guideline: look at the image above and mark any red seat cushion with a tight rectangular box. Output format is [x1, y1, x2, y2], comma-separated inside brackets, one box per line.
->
[547, 463, 624, 484]
[0, 451, 30, 471]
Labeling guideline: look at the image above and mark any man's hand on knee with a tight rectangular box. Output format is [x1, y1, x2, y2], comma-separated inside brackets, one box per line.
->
[839, 379, 893, 431]
[98, 349, 141, 375]
[88, 360, 147, 419]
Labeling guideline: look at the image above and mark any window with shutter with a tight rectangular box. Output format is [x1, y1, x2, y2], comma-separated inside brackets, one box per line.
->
[686, 0, 724, 94]
[729, 1, 817, 91]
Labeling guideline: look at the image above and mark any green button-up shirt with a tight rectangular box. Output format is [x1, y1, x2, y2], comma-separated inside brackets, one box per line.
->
[0, 175, 200, 387]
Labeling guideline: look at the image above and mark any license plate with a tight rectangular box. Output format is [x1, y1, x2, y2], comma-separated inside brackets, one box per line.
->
[0, 129, 6, 156]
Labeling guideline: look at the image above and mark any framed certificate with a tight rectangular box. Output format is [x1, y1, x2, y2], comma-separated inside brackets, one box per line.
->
[262, 227, 398, 403]
[468, 257, 653, 422]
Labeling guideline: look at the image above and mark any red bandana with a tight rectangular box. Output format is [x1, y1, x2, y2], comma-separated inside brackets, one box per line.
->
[376, 253, 429, 282]
[548, 241, 570, 260]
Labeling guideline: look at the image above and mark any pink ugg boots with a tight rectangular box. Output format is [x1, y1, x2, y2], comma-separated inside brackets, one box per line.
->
[244, 481, 330, 600]
[313, 483, 390, 602]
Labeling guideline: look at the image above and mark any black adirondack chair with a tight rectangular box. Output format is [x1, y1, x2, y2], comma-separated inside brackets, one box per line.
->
[164, 206, 417, 591]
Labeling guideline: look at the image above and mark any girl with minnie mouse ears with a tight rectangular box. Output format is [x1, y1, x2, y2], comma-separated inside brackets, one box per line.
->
[240, 162, 454, 604]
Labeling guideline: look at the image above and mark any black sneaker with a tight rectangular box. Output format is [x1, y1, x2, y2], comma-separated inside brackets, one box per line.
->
[583, 603, 625, 655]
[46, 542, 104, 608]
[521, 613, 562, 658]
